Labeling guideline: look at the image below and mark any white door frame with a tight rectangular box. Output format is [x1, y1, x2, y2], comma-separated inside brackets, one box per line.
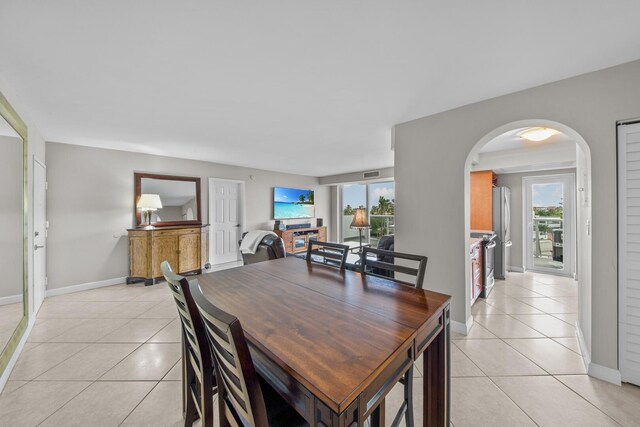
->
[208, 178, 246, 266]
[32, 156, 47, 314]
[523, 173, 576, 277]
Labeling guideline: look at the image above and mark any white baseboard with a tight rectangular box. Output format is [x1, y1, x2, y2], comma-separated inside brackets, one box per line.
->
[589, 363, 622, 385]
[0, 316, 35, 394]
[509, 266, 525, 273]
[209, 260, 243, 272]
[576, 321, 622, 386]
[0, 294, 22, 306]
[45, 276, 127, 298]
[576, 321, 591, 368]
[451, 315, 474, 335]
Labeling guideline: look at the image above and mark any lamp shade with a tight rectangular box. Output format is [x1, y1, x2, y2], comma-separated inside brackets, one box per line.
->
[350, 207, 370, 229]
[137, 194, 163, 210]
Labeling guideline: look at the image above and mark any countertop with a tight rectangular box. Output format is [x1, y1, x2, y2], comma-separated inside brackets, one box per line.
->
[471, 229, 494, 235]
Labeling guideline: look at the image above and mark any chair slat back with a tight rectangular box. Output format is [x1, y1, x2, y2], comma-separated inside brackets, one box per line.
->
[190, 281, 270, 427]
[360, 247, 428, 289]
[161, 261, 213, 383]
[306, 240, 349, 270]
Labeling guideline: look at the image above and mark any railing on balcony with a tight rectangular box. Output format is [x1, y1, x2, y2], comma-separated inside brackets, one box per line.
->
[532, 217, 563, 268]
[342, 214, 395, 246]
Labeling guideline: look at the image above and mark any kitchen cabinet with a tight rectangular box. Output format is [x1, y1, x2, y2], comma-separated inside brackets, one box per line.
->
[470, 170, 497, 230]
[470, 239, 483, 304]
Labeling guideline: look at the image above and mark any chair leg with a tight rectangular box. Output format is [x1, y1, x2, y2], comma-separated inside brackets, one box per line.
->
[184, 365, 198, 426]
[390, 367, 415, 427]
[181, 333, 187, 416]
[200, 380, 214, 427]
[404, 367, 414, 427]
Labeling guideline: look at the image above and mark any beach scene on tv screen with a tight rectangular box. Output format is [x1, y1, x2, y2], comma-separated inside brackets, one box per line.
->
[274, 187, 315, 219]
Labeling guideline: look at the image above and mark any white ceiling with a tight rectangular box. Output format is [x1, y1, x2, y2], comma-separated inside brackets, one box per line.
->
[1, 2, 640, 176]
[473, 128, 577, 173]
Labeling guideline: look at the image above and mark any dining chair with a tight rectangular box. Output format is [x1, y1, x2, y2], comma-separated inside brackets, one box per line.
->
[161, 261, 217, 427]
[306, 240, 349, 270]
[190, 281, 307, 427]
[359, 248, 428, 427]
[359, 247, 428, 289]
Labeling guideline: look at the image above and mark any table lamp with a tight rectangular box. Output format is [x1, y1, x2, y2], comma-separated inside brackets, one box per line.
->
[137, 194, 162, 226]
[350, 207, 370, 252]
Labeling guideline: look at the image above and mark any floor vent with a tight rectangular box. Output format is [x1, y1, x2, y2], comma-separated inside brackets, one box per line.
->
[363, 170, 380, 179]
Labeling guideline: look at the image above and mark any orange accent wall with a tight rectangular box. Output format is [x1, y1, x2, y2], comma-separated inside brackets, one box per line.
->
[470, 171, 495, 230]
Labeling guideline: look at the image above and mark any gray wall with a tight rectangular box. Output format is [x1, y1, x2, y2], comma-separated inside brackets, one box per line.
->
[46, 142, 331, 289]
[394, 59, 640, 371]
[496, 168, 576, 271]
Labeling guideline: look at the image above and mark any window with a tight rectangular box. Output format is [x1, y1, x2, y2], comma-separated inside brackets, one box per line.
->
[340, 181, 395, 245]
[368, 182, 395, 246]
[341, 184, 367, 243]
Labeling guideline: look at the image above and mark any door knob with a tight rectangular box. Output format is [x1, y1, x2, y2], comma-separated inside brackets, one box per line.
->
[34, 245, 45, 250]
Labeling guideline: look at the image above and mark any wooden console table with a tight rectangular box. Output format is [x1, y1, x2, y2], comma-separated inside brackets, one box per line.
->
[275, 225, 327, 253]
[127, 225, 209, 285]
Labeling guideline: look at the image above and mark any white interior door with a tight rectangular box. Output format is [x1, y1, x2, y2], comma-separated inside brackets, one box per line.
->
[524, 174, 575, 277]
[33, 158, 47, 314]
[209, 179, 243, 265]
[618, 122, 640, 385]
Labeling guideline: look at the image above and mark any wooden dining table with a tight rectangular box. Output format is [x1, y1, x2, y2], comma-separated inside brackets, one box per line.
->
[194, 256, 451, 427]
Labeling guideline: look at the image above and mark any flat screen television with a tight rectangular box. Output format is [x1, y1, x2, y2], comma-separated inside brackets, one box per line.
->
[274, 187, 315, 219]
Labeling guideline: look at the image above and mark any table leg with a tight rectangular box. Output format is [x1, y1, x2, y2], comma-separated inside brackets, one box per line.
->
[423, 310, 450, 427]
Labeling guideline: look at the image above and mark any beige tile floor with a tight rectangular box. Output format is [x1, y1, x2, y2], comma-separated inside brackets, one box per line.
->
[0, 271, 639, 426]
[442, 272, 640, 427]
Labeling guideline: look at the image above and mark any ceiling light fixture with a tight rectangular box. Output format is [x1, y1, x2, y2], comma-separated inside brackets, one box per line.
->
[518, 127, 559, 142]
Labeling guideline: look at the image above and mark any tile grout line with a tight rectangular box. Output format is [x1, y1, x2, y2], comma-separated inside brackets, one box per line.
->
[11, 342, 92, 382]
[33, 381, 93, 427]
[450, 340, 491, 379]
[117, 380, 163, 427]
[549, 337, 582, 356]
[473, 276, 563, 425]
[484, 375, 541, 427]
[19, 282, 181, 426]
[475, 273, 623, 425]
[549, 375, 625, 427]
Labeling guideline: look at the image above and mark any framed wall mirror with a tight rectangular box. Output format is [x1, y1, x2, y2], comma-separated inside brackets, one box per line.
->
[0, 90, 28, 377]
[134, 173, 202, 227]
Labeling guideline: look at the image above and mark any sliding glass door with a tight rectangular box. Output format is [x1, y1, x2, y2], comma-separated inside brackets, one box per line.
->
[368, 182, 395, 246]
[342, 184, 367, 243]
[340, 181, 395, 245]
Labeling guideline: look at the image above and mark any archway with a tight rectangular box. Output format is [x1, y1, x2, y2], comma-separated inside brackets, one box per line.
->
[463, 119, 593, 358]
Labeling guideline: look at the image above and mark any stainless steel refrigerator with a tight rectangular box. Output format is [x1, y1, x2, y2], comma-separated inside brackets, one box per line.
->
[492, 187, 511, 279]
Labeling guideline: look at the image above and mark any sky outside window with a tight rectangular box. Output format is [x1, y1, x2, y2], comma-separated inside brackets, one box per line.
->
[532, 183, 563, 207]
